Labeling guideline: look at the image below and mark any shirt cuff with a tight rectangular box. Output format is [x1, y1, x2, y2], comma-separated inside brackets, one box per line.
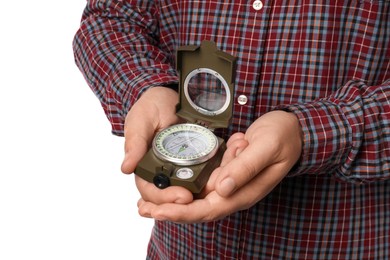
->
[278, 100, 351, 178]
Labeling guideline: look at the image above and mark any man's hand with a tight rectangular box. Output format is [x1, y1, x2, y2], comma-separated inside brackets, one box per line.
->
[137, 110, 303, 223]
[121, 87, 193, 206]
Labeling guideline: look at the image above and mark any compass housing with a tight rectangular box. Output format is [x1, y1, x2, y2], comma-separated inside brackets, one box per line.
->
[134, 41, 237, 193]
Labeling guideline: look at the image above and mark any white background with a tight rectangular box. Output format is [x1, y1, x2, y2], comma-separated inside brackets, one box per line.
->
[0, 1, 154, 259]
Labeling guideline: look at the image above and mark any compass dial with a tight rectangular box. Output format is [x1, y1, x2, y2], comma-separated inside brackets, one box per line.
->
[153, 123, 219, 166]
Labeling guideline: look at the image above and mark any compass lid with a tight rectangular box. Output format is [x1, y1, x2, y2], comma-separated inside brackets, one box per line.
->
[176, 41, 237, 129]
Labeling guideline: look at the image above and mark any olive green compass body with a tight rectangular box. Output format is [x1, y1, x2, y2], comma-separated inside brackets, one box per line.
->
[134, 41, 236, 193]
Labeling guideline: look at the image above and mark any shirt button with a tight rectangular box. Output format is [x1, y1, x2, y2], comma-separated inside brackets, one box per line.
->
[253, 0, 263, 11]
[237, 95, 248, 105]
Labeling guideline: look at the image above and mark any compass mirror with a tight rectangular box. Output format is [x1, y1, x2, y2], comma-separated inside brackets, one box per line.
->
[184, 68, 230, 116]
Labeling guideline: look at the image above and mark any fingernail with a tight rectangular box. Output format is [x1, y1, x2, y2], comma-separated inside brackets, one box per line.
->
[121, 154, 133, 174]
[219, 177, 236, 197]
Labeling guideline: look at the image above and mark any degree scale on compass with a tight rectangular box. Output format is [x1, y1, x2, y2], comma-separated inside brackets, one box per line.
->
[153, 124, 219, 166]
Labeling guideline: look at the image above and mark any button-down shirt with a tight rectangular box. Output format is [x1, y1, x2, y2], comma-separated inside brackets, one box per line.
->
[73, 0, 390, 258]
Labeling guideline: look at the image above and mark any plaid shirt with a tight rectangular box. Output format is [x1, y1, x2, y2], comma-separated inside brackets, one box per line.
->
[73, 0, 390, 259]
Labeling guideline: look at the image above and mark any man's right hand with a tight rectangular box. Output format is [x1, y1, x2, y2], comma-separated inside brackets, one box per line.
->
[120, 87, 194, 212]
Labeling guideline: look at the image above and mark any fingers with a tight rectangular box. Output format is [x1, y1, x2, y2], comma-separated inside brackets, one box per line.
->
[220, 132, 248, 167]
[215, 144, 272, 197]
[135, 175, 193, 205]
[199, 133, 248, 197]
[138, 192, 222, 223]
[226, 132, 245, 146]
[138, 163, 287, 223]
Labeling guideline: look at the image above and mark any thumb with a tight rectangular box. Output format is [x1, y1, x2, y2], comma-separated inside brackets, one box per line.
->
[120, 87, 180, 174]
[121, 132, 150, 174]
[121, 106, 157, 174]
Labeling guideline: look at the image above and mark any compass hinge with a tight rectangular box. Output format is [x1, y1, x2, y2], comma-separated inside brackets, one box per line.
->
[195, 120, 215, 132]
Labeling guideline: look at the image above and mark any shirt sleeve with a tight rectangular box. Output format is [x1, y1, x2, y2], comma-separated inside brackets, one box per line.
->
[283, 78, 390, 183]
[73, 0, 178, 136]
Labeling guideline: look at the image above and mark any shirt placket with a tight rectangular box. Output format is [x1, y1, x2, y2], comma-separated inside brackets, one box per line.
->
[231, 0, 273, 133]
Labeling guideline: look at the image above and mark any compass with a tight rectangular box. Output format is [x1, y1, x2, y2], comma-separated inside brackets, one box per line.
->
[134, 41, 236, 193]
[153, 123, 219, 166]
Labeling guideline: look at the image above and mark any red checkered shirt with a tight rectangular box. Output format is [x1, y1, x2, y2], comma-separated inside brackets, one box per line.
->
[74, 0, 390, 259]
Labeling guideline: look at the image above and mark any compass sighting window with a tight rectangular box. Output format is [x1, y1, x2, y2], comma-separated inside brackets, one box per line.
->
[184, 68, 230, 116]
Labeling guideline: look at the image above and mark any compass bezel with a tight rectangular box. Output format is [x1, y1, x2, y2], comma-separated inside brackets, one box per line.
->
[152, 123, 219, 166]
